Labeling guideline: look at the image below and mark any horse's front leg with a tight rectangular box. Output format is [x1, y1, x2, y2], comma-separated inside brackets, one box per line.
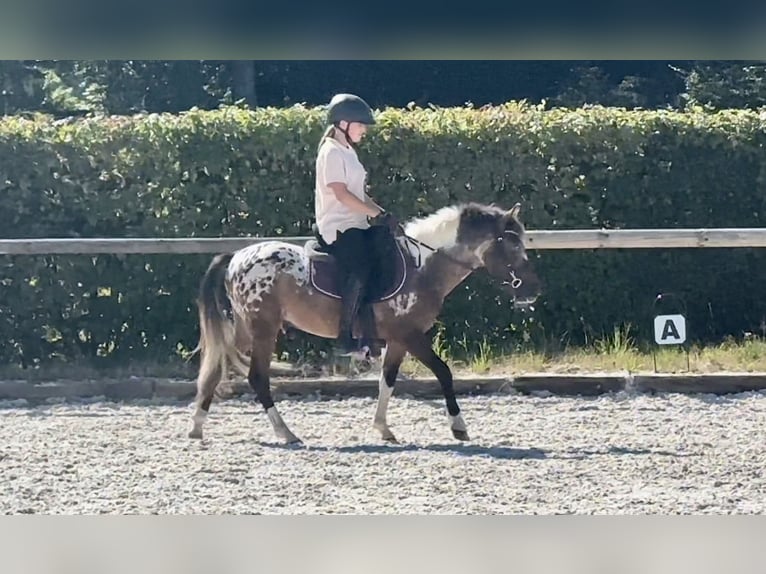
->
[403, 331, 469, 441]
[373, 341, 407, 443]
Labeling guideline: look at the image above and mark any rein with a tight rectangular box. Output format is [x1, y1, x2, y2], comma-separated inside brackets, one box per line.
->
[397, 225, 524, 289]
[396, 225, 475, 271]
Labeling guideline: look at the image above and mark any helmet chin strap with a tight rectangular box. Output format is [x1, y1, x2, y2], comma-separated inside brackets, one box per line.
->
[335, 122, 354, 147]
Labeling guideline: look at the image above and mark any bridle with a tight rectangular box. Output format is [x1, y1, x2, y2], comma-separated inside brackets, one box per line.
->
[500, 230, 524, 289]
[507, 268, 523, 289]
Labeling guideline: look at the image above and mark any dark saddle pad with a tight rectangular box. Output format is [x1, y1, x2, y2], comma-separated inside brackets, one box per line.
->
[305, 234, 411, 302]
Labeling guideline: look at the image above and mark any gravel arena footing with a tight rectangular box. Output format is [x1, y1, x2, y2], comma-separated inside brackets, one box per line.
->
[2, 389, 766, 514]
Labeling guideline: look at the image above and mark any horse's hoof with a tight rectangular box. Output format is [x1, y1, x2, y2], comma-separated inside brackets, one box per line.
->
[285, 436, 303, 445]
[188, 429, 203, 440]
[374, 423, 398, 444]
[452, 429, 470, 441]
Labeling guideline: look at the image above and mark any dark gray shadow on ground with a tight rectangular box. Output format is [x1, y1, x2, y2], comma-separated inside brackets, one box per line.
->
[258, 441, 548, 459]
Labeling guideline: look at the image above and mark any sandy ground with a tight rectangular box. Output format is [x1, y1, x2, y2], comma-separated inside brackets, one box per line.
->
[1, 389, 765, 514]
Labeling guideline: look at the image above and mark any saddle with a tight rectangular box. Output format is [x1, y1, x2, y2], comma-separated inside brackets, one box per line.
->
[306, 225, 412, 303]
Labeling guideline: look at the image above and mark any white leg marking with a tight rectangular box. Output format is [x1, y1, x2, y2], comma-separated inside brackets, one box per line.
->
[449, 413, 467, 433]
[373, 373, 397, 442]
[188, 405, 207, 439]
[267, 406, 301, 444]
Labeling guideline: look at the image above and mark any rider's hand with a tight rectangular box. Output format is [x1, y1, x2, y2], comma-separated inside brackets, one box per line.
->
[376, 211, 400, 234]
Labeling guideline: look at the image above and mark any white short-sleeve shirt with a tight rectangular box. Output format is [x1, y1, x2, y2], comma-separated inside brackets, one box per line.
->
[314, 137, 370, 244]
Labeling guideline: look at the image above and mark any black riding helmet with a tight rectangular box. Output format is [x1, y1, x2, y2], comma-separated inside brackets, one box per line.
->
[327, 93, 376, 126]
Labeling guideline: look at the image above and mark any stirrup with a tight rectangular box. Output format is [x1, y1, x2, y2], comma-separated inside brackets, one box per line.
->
[333, 341, 371, 360]
[332, 334, 356, 354]
[345, 346, 372, 361]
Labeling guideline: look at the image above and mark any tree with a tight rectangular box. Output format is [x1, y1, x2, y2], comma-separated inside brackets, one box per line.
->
[673, 61, 766, 109]
[0, 61, 47, 115]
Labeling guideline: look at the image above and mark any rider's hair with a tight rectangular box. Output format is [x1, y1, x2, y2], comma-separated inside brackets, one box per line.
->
[317, 125, 336, 152]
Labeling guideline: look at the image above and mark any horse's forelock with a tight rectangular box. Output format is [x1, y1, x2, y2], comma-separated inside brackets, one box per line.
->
[456, 202, 507, 242]
[504, 212, 525, 236]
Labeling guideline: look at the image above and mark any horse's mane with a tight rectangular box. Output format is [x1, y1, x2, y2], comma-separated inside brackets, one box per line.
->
[403, 205, 462, 249]
[402, 202, 508, 249]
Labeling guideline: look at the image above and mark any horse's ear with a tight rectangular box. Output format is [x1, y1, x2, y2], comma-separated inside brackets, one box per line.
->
[506, 202, 521, 219]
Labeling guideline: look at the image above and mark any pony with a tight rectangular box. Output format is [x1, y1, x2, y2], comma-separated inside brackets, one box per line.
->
[188, 201, 542, 444]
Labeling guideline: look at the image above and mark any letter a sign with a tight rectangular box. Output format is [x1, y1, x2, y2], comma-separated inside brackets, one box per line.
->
[654, 314, 686, 345]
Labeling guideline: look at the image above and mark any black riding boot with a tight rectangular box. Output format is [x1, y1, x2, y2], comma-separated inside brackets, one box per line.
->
[357, 303, 382, 358]
[335, 276, 365, 355]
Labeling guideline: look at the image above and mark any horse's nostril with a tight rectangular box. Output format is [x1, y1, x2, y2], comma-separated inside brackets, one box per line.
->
[513, 296, 538, 310]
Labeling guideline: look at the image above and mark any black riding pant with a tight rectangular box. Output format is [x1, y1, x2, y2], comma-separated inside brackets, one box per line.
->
[329, 227, 377, 289]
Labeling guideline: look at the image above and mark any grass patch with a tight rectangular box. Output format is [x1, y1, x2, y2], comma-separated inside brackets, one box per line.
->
[400, 330, 766, 377]
[6, 332, 766, 381]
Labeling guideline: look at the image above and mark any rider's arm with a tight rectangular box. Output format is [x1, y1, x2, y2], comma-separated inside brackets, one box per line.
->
[363, 192, 384, 215]
[327, 183, 381, 218]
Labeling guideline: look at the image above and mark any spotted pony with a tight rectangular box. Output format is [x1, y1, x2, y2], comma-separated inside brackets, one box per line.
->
[189, 201, 542, 444]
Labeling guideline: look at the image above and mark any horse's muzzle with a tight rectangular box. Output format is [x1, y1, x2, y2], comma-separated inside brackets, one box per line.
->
[513, 296, 538, 311]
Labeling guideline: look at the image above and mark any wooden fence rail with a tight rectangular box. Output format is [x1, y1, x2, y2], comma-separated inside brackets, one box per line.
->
[2, 228, 766, 255]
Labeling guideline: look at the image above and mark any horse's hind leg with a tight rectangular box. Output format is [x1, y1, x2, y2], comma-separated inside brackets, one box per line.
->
[373, 341, 406, 443]
[247, 320, 302, 444]
[188, 361, 222, 439]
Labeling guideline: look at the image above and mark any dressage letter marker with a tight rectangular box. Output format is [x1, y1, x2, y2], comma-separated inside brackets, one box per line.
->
[654, 314, 686, 345]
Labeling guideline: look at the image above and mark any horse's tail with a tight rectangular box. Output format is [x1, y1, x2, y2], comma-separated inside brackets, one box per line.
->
[191, 253, 251, 387]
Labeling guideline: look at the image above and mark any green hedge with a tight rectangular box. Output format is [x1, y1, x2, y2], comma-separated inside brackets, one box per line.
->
[2, 103, 766, 368]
